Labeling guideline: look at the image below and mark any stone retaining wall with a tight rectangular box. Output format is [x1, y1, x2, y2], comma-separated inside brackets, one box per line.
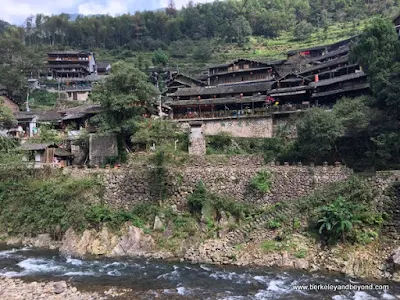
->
[66, 156, 353, 209]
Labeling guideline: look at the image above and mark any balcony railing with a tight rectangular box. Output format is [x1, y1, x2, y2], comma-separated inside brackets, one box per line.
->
[173, 103, 332, 120]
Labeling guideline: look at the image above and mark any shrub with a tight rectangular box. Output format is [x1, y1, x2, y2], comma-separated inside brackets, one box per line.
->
[260, 240, 281, 253]
[316, 196, 361, 243]
[249, 170, 273, 193]
[293, 21, 314, 40]
[266, 219, 282, 229]
[187, 180, 207, 216]
[187, 181, 261, 221]
[294, 249, 307, 258]
[0, 171, 102, 235]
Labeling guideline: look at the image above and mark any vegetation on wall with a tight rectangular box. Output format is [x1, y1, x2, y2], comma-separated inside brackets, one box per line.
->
[188, 180, 263, 221]
[249, 170, 273, 194]
[294, 176, 384, 245]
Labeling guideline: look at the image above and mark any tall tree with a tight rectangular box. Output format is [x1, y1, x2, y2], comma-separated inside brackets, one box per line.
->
[90, 62, 159, 157]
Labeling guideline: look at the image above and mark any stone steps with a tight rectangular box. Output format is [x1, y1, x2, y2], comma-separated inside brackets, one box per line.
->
[224, 203, 299, 245]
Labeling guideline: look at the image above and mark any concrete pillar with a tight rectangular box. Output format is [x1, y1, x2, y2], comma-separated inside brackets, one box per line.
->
[188, 122, 206, 156]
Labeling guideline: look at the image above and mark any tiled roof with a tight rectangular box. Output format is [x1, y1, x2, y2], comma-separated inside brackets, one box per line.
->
[309, 72, 367, 88]
[19, 143, 55, 151]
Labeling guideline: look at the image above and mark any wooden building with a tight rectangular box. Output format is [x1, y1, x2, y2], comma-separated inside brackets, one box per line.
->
[268, 73, 312, 105]
[47, 50, 97, 80]
[19, 143, 73, 168]
[167, 81, 274, 119]
[207, 59, 279, 86]
[309, 71, 370, 103]
[96, 62, 111, 75]
[166, 74, 206, 94]
[166, 35, 373, 120]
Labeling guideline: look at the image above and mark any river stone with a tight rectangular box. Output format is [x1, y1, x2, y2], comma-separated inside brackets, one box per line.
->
[60, 227, 80, 256]
[391, 247, 400, 268]
[34, 234, 52, 248]
[153, 216, 164, 231]
[110, 226, 155, 257]
[294, 258, 309, 270]
[91, 227, 114, 255]
[53, 281, 67, 294]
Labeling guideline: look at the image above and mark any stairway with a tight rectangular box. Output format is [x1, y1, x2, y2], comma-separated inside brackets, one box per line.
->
[224, 202, 300, 246]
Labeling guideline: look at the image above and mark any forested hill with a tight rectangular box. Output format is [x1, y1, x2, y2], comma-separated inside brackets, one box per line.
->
[9, 0, 400, 50]
[0, 20, 9, 35]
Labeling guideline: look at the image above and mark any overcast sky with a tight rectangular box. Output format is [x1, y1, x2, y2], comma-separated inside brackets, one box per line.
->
[1, 0, 211, 25]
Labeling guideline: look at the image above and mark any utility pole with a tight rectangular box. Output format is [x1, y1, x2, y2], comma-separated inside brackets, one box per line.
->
[26, 87, 30, 112]
[58, 78, 61, 99]
[156, 80, 162, 118]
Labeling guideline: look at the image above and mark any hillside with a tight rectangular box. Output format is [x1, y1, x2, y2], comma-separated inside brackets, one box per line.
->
[93, 18, 369, 75]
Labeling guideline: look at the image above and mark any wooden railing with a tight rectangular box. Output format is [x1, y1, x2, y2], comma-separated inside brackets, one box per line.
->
[173, 103, 323, 120]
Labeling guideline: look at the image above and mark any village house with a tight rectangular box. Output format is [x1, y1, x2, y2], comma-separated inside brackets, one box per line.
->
[165, 33, 374, 122]
[18, 143, 73, 168]
[97, 62, 112, 75]
[45, 51, 110, 101]
[47, 50, 97, 80]
[207, 58, 279, 86]
[166, 73, 206, 95]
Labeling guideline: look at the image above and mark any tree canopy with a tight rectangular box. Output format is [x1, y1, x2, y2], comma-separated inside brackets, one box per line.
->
[90, 62, 159, 143]
[1, 0, 397, 50]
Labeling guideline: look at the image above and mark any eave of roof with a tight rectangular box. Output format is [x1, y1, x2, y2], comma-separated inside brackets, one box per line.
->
[18, 143, 56, 151]
[208, 66, 273, 78]
[311, 83, 370, 98]
[309, 46, 349, 63]
[309, 72, 367, 88]
[298, 56, 350, 75]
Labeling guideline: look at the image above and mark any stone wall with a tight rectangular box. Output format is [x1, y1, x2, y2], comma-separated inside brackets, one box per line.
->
[368, 171, 400, 240]
[179, 116, 274, 138]
[188, 123, 206, 156]
[89, 134, 118, 165]
[68, 156, 353, 209]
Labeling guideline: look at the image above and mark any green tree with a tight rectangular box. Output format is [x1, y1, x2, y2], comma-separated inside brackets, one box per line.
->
[90, 62, 159, 158]
[296, 107, 343, 163]
[293, 21, 314, 40]
[351, 17, 399, 75]
[0, 98, 17, 129]
[229, 15, 252, 45]
[152, 49, 169, 67]
[193, 40, 213, 62]
[131, 118, 183, 150]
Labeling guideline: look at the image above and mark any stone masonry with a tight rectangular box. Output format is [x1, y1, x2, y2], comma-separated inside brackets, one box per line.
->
[188, 122, 206, 156]
[68, 155, 353, 209]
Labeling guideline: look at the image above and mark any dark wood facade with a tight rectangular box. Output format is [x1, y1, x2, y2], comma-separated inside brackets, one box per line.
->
[208, 59, 277, 86]
[166, 36, 374, 120]
[47, 51, 97, 80]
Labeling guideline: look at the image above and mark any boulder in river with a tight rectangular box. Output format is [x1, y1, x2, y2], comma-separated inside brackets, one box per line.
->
[34, 233, 52, 248]
[110, 225, 155, 257]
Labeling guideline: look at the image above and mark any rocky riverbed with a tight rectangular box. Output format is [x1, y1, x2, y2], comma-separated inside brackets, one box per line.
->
[0, 277, 106, 300]
[3, 226, 400, 283]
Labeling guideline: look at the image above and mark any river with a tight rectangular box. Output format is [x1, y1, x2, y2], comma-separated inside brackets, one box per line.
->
[0, 246, 399, 299]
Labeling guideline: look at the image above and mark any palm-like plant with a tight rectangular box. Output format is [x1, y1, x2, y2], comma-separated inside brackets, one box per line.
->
[317, 196, 361, 242]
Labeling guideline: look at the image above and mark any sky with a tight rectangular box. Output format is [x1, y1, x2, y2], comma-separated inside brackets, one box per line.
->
[1, 0, 211, 25]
